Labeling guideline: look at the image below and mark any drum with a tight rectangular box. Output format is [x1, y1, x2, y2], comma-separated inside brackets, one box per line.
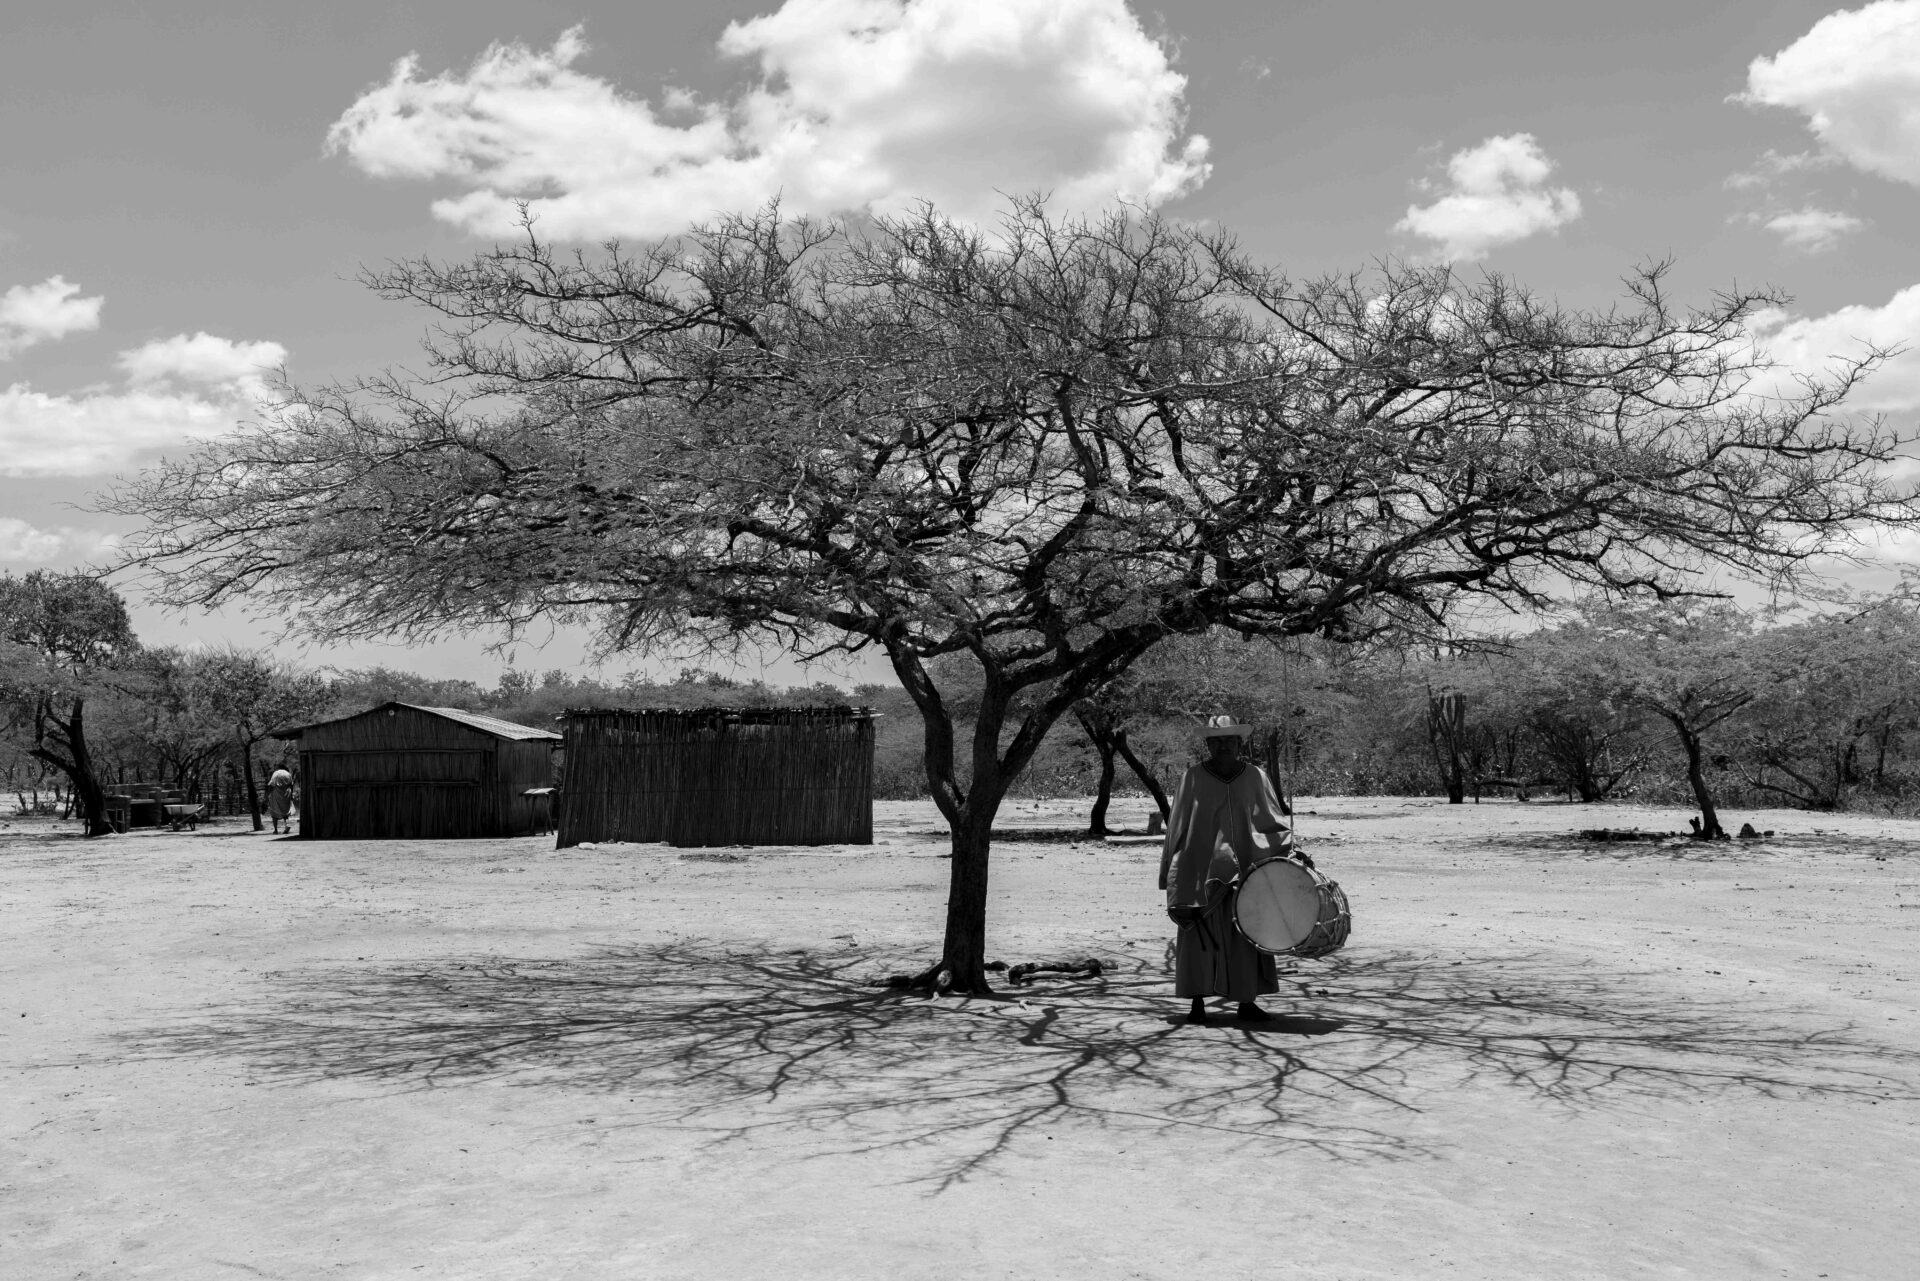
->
[1233, 857, 1350, 958]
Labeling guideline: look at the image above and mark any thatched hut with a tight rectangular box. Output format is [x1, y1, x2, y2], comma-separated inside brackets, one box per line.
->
[557, 706, 875, 848]
[271, 702, 560, 840]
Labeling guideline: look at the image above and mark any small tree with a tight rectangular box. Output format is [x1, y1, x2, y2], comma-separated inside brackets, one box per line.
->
[187, 649, 334, 831]
[123, 647, 231, 795]
[1071, 678, 1172, 837]
[1523, 703, 1643, 802]
[1561, 603, 1758, 837]
[112, 202, 1914, 987]
[1500, 633, 1648, 801]
[0, 572, 139, 836]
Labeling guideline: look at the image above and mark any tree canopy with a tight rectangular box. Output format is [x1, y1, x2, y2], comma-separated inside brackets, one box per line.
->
[112, 201, 1917, 987]
[1, 571, 140, 835]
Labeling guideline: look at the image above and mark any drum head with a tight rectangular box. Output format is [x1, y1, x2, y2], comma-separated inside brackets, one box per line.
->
[1234, 858, 1323, 953]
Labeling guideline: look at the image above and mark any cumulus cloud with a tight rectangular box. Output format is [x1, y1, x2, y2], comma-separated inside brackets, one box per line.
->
[0, 276, 104, 358]
[1394, 134, 1581, 261]
[1741, 0, 1920, 187]
[0, 332, 286, 478]
[117, 331, 287, 395]
[325, 0, 1211, 238]
[0, 517, 118, 565]
[0, 517, 66, 562]
[1747, 283, 1920, 413]
[1758, 206, 1868, 252]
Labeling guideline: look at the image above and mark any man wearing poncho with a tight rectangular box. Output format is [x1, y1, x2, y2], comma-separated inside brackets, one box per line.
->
[265, 768, 295, 835]
[1157, 714, 1292, 1025]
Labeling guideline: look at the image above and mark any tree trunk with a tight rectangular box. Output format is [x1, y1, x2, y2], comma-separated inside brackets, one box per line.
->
[1571, 748, 1602, 803]
[1072, 707, 1119, 837]
[937, 807, 998, 994]
[888, 640, 1142, 996]
[241, 736, 264, 831]
[1087, 737, 1117, 837]
[1427, 690, 1467, 804]
[29, 697, 114, 837]
[1114, 730, 1171, 817]
[69, 758, 107, 836]
[887, 642, 1002, 996]
[930, 686, 1024, 996]
[1674, 723, 1727, 839]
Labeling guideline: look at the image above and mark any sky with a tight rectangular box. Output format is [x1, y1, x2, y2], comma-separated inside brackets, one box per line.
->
[3, 0, 1918, 684]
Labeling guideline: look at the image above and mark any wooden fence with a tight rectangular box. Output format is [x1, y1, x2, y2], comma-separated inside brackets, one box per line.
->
[557, 706, 875, 848]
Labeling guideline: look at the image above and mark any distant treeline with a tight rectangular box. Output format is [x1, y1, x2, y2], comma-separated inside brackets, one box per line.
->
[11, 566, 1920, 831]
[998, 596, 1920, 833]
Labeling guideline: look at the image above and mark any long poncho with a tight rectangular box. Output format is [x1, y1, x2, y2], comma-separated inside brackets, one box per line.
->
[265, 770, 295, 821]
[1160, 762, 1290, 1002]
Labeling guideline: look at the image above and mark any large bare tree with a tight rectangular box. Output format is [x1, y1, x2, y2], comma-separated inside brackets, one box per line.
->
[110, 201, 1914, 989]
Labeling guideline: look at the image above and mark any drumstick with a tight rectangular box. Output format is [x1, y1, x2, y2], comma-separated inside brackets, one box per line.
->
[1283, 753, 1297, 845]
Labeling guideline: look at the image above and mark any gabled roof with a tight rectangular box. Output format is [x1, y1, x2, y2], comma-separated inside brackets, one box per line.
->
[271, 701, 561, 742]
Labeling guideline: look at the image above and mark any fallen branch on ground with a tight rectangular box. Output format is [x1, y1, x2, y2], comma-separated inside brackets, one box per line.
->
[871, 957, 1104, 994]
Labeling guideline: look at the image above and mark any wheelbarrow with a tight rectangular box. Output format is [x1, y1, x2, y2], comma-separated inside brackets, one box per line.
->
[162, 802, 207, 831]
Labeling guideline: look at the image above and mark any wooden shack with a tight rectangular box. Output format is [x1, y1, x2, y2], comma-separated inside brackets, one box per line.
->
[271, 703, 560, 840]
[557, 706, 874, 848]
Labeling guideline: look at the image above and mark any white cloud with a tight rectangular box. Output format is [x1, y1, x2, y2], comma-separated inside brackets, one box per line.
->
[1742, 0, 1920, 187]
[325, 0, 1211, 239]
[1724, 147, 1838, 190]
[0, 276, 104, 359]
[1748, 284, 1920, 412]
[1759, 206, 1868, 252]
[0, 517, 118, 565]
[117, 331, 287, 395]
[0, 384, 250, 477]
[1844, 521, 1920, 564]
[0, 332, 286, 478]
[0, 517, 65, 562]
[1394, 134, 1581, 261]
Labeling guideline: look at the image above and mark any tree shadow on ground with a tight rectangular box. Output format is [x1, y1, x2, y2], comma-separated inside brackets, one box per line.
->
[0, 831, 88, 848]
[911, 827, 1116, 843]
[1465, 830, 1920, 862]
[1297, 809, 1427, 821]
[123, 943, 1919, 1191]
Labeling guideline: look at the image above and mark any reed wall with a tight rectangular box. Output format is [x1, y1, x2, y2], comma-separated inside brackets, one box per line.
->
[557, 706, 874, 848]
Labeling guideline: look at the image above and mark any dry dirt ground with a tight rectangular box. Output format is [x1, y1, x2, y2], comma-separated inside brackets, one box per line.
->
[4, 795, 1918, 1280]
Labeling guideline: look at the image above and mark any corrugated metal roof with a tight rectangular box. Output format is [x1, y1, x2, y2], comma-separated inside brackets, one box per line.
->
[270, 701, 560, 741]
[412, 705, 561, 741]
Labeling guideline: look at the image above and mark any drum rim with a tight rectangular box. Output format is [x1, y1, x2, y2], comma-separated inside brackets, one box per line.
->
[1232, 856, 1325, 955]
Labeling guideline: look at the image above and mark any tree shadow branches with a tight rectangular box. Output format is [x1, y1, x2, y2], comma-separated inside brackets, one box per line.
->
[1460, 830, 1920, 862]
[123, 941, 1919, 1190]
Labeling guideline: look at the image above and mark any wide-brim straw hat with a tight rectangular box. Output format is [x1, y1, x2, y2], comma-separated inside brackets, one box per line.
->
[1199, 713, 1253, 739]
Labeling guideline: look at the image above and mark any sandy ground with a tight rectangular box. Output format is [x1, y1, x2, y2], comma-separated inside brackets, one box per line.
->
[4, 795, 1918, 1281]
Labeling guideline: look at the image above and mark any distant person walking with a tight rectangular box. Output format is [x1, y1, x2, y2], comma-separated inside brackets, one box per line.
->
[1157, 714, 1292, 1025]
[265, 767, 295, 835]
